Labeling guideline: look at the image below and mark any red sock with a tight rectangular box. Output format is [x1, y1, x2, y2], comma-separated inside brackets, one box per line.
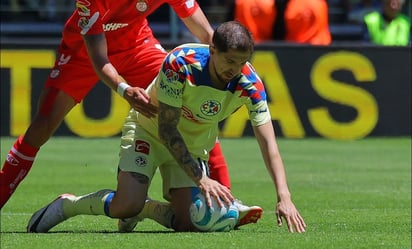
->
[208, 140, 231, 189]
[0, 135, 39, 208]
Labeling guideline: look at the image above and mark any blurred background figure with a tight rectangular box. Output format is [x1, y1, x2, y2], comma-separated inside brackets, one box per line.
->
[348, 0, 382, 24]
[226, 0, 276, 43]
[362, 0, 411, 45]
[273, 0, 332, 45]
[227, 0, 331, 45]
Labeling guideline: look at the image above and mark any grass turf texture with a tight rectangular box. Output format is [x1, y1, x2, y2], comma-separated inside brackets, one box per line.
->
[0, 137, 410, 249]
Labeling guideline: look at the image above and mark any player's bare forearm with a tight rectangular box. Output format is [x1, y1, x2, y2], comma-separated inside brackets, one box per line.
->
[83, 33, 121, 91]
[158, 102, 203, 183]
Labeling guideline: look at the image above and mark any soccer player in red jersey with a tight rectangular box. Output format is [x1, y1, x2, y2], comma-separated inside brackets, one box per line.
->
[1, 1, 261, 225]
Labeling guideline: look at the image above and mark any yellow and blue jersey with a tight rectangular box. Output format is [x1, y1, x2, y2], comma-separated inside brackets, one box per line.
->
[136, 43, 271, 158]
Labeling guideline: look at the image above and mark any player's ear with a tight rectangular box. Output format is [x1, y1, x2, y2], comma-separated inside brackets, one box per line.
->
[209, 45, 216, 55]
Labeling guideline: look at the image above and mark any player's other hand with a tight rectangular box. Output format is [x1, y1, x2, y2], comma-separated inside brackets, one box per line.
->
[276, 199, 306, 233]
[198, 176, 234, 208]
[124, 87, 157, 118]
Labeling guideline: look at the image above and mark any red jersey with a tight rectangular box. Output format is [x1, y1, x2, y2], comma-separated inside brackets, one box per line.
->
[60, 0, 199, 56]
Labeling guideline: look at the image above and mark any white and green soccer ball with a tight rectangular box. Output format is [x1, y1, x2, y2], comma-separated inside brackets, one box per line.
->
[189, 189, 239, 232]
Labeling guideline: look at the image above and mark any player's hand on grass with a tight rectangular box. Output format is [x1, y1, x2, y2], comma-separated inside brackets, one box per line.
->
[276, 199, 306, 233]
[124, 87, 158, 118]
[197, 176, 234, 208]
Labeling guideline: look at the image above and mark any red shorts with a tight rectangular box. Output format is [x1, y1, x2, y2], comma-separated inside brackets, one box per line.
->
[44, 36, 167, 103]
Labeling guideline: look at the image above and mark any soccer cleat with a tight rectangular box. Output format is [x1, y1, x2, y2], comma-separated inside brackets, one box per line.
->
[118, 215, 143, 233]
[27, 194, 75, 233]
[118, 198, 151, 233]
[234, 199, 263, 228]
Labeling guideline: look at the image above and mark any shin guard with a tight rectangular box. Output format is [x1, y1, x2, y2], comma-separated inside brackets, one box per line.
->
[0, 135, 39, 208]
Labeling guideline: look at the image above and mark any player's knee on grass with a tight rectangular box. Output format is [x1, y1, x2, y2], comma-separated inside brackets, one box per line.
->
[109, 196, 145, 219]
[110, 172, 149, 218]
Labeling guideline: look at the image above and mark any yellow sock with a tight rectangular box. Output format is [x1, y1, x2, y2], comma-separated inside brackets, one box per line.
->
[62, 189, 115, 218]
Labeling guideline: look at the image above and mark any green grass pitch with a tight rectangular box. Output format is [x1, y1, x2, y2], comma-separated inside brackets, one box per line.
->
[0, 137, 410, 249]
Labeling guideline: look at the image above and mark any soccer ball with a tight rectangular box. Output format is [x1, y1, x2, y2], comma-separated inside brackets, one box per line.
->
[189, 189, 239, 232]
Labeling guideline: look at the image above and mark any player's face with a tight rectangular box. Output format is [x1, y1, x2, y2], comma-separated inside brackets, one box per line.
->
[210, 47, 251, 84]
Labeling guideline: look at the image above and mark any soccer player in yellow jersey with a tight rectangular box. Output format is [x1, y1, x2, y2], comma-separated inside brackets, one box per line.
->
[27, 21, 306, 233]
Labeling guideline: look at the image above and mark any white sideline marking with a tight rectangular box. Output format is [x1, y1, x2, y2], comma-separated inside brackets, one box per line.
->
[1, 212, 31, 216]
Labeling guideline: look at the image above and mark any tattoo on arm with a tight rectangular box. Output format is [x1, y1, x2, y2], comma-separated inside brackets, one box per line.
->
[130, 172, 149, 184]
[158, 102, 203, 182]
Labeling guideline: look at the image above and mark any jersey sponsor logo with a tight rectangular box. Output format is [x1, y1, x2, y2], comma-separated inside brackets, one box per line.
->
[135, 155, 147, 167]
[159, 81, 183, 99]
[76, 0, 91, 16]
[200, 100, 221, 116]
[103, 23, 129, 31]
[79, 12, 99, 35]
[135, 140, 150, 154]
[136, 0, 148, 12]
[185, 0, 195, 8]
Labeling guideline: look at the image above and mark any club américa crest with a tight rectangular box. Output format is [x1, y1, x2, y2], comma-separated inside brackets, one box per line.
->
[200, 100, 221, 116]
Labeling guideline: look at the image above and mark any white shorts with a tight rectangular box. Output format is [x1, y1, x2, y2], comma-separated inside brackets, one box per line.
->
[118, 122, 200, 201]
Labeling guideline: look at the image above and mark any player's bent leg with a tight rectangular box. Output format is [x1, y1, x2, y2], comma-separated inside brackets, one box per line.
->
[208, 139, 231, 189]
[118, 198, 174, 232]
[27, 172, 149, 233]
[113, 171, 151, 232]
[25, 87, 77, 147]
[118, 215, 143, 233]
[27, 189, 116, 233]
[1, 88, 76, 209]
[169, 187, 195, 232]
[110, 171, 149, 218]
[0, 135, 39, 209]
